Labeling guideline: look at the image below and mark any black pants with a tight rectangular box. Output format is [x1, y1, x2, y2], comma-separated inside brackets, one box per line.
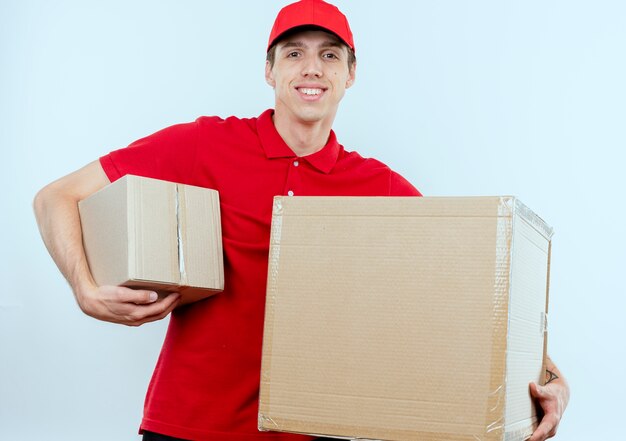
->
[143, 431, 190, 441]
[142, 431, 334, 441]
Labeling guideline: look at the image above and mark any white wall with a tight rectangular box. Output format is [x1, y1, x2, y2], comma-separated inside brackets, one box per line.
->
[2, 1, 624, 439]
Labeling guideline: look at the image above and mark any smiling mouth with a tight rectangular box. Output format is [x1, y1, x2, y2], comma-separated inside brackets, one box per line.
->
[297, 87, 324, 96]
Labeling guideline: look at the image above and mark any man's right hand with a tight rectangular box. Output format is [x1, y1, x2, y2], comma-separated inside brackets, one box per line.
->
[76, 285, 181, 326]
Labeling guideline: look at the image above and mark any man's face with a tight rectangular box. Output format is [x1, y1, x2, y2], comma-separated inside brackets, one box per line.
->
[265, 30, 356, 127]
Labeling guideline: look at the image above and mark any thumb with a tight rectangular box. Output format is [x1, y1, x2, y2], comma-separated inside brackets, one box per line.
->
[529, 382, 545, 399]
[133, 290, 159, 305]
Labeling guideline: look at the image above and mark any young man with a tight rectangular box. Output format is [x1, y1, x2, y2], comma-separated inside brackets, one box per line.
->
[33, 1, 568, 440]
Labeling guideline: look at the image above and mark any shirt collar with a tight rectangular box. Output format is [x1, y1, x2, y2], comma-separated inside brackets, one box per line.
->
[257, 109, 341, 174]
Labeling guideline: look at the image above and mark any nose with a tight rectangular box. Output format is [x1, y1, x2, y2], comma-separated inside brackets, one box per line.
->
[301, 55, 323, 78]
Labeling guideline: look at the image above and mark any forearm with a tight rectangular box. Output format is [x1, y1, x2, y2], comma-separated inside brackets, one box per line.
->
[33, 161, 109, 302]
[34, 184, 96, 299]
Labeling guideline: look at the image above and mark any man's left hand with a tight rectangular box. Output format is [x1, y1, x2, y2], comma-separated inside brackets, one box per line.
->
[528, 364, 570, 441]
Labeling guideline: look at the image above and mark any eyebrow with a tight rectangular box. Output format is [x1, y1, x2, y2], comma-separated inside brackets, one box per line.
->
[280, 40, 344, 50]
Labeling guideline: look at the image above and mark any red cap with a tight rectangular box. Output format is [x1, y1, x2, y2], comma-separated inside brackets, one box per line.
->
[267, 0, 355, 52]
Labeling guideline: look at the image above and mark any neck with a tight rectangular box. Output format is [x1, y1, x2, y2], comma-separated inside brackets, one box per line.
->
[272, 110, 334, 157]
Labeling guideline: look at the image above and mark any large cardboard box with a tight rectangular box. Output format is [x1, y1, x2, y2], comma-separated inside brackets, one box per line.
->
[259, 196, 552, 441]
[79, 175, 224, 305]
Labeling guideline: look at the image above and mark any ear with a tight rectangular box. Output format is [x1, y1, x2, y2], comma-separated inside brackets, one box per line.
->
[265, 61, 276, 88]
[345, 62, 356, 89]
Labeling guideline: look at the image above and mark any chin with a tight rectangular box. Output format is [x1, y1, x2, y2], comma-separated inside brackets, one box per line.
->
[295, 108, 331, 124]
[298, 115, 324, 124]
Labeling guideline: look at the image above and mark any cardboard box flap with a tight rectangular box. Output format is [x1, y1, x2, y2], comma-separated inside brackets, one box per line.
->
[271, 195, 518, 219]
[512, 199, 553, 241]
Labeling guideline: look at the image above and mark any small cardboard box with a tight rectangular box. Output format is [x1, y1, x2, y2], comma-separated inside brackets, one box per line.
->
[79, 175, 224, 305]
[259, 196, 552, 441]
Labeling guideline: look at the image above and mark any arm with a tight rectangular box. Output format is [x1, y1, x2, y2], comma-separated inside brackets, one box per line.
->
[33, 160, 180, 326]
[528, 356, 570, 441]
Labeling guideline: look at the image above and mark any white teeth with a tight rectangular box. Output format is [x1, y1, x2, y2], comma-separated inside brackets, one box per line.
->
[300, 88, 322, 95]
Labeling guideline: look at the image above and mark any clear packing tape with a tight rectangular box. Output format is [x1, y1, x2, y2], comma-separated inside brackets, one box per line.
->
[488, 196, 552, 441]
[266, 196, 284, 307]
[175, 184, 187, 284]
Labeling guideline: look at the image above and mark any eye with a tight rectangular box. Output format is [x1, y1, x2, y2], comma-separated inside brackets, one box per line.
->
[286, 51, 301, 58]
[322, 52, 339, 60]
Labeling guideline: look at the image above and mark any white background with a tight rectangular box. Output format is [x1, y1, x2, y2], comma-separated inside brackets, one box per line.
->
[2, 1, 624, 440]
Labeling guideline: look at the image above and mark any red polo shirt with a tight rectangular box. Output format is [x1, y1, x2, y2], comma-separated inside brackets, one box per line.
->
[100, 109, 421, 440]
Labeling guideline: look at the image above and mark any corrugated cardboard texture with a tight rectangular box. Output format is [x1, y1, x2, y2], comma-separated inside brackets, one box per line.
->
[79, 175, 224, 305]
[177, 183, 225, 303]
[259, 196, 552, 441]
[127, 177, 179, 286]
[78, 172, 132, 287]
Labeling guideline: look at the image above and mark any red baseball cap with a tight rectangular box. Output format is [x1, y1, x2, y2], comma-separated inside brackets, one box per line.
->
[267, 0, 355, 52]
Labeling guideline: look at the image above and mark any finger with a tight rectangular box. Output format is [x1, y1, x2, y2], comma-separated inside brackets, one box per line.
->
[529, 382, 540, 397]
[529, 419, 549, 441]
[133, 290, 160, 305]
[529, 382, 548, 402]
[528, 426, 546, 441]
[529, 413, 558, 441]
[140, 297, 181, 324]
[127, 293, 181, 326]
[112, 287, 159, 305]
[155, 292, 182, 310]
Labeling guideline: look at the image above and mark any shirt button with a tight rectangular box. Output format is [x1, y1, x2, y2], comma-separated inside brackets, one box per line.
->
[287, 190, 294, 196]
[293, 160, 299, 167]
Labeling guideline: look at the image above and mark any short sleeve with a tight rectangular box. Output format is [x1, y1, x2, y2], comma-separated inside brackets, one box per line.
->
[100, 119, 208, 185]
